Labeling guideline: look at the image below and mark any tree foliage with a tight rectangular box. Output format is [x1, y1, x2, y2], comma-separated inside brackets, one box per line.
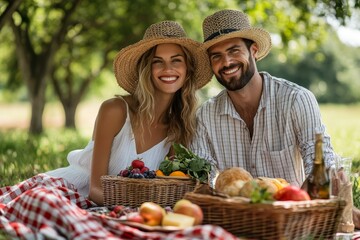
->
[0, 0, 359, 133]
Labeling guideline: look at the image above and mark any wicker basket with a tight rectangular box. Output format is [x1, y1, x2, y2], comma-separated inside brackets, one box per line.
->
[101, 175, 196, 208]
[184, 190, 346, 240]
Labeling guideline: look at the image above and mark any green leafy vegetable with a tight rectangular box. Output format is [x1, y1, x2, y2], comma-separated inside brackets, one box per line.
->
[249, 181, 274, 203]
[159, 143, 211, 183]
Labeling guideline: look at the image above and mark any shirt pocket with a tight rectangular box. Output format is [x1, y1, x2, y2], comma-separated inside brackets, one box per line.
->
[260, 145, 303, 187]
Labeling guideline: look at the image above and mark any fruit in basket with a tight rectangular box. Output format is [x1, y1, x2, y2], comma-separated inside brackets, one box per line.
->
[274, 185, 310, 201]
[117, 159, 156, 179]
[158, 143, 211, 183]
[140, 167, 149, 174]
[139, 202, 166, 226]
[169, 171, 187, 177]
[215, 167, 253, 196]
[119, 169, 130, 177]
[132, 158, 145, 169]
[173, 199, 203, 225]
[156, 169, 165, 176]
[162, 212, 195, 228]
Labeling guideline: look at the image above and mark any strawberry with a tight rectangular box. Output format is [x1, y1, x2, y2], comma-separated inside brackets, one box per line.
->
[113, 205, 124, 214]
[108, 211, 117, 218]
[131, 159, 144, 169]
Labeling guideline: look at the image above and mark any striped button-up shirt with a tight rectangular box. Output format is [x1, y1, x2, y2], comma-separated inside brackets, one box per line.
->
[190, 72, 335, 187]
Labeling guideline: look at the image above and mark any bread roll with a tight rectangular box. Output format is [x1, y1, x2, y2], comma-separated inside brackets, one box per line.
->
[215, 167, 253, 197]
[258, 177, 290, 191]
[239, 177, 278, 198]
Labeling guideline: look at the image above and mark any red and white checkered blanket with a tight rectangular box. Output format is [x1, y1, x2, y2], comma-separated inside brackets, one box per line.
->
[0, 174, 239, 239]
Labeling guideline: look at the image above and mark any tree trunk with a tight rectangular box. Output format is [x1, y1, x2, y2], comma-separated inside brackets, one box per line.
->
[29, 88, 46, 134]
[64, 103, 77, 129]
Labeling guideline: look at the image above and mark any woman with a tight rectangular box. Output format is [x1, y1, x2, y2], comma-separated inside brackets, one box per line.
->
[45, 20, 213, 205]
[0, 21, 219, 239]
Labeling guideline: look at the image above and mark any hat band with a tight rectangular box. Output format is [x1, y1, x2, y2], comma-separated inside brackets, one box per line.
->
[204, 28, 238, 42]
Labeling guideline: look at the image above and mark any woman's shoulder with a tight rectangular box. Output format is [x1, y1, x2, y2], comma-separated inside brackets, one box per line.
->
[98, 96, 129, 118]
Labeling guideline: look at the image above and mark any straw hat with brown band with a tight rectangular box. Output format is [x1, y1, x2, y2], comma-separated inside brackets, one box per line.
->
[202, 9, 272, 61]
[113, 21, 213, 94]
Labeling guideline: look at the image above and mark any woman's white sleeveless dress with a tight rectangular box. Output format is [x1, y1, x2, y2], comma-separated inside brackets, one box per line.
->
[46, 101, 171, 196]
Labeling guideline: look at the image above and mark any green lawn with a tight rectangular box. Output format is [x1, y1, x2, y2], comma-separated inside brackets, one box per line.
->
[320, 104, 360, 171]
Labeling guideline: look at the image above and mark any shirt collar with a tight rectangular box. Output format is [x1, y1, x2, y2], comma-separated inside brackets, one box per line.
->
[217, 71, 271, 117]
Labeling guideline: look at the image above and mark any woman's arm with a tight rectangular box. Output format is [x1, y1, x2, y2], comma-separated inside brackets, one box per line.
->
[88, 97, 127, 205]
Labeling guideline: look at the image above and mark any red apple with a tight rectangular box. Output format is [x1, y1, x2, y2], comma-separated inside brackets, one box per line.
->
[173, 199, 203, 225]
[274, 185, 311, 201]
[139, 202, 165, 226]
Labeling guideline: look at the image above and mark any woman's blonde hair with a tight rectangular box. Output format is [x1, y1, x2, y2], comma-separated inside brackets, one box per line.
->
[132, 44, 197, 147]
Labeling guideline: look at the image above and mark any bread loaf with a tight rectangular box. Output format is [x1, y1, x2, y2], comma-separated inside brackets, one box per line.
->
[215, 167, 253, 197]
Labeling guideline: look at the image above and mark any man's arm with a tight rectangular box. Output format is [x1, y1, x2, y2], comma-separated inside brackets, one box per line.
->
[291, 89, 336, 176]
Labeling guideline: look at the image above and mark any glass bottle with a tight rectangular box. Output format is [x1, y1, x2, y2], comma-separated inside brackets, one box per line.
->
[306, 132, 330, 199]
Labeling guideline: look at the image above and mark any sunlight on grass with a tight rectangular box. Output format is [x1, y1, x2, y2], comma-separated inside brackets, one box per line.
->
[0, 129, 88, 186]
[320, 104, 360, 171]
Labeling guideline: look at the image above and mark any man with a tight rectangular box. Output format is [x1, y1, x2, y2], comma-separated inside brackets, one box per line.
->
[190, 8, 360, 229]
[191, 9, 336, 186]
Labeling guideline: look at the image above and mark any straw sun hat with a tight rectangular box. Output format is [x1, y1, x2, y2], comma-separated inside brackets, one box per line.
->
[113, 21, 213, 94]
[202, 9, 272, 61]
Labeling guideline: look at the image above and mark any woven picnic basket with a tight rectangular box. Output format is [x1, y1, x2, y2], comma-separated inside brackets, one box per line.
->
[101, 175, 196, 208]
[184, 186, 346, 239]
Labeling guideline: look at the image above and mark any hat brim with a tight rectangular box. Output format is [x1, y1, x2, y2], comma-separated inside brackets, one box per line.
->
[203, 27, 272, 61]
[114, 37, 213, 94]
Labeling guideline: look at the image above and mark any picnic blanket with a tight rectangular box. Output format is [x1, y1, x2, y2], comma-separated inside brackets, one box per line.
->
[0, 174, 239, 239]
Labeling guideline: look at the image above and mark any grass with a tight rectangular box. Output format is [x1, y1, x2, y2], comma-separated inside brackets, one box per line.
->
[320, 104, 360, 171]
[0, 129, 88, 186]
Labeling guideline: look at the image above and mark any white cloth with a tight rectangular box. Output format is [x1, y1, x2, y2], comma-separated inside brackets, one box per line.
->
[190, 72, 335, 187]
[46, 101, 171, 196]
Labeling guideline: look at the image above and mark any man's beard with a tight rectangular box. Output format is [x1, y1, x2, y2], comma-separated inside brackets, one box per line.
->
[215, 55, 255, 91]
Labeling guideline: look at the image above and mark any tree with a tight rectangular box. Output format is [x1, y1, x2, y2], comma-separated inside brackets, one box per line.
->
[8, 0, 81, 134]
[0, 0, 22, 31]
[1, 0, 359, 133]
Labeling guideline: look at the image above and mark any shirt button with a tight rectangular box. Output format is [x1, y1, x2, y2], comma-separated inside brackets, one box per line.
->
[251, 165, 256, 169]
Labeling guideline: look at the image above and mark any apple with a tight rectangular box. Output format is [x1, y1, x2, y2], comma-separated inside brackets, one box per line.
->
[162, 212, 195, 228]
[173, 199, 203, 225]
[274, 185, 311, 201]
[139, 202, 165, 226]
[126, 212, 145, 224]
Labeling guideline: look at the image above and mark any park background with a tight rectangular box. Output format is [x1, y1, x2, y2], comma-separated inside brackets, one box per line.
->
[0, 0, 360, 204]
